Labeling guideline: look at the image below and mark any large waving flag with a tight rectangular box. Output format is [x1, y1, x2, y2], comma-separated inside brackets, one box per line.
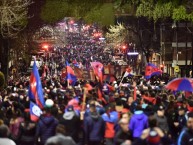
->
[29, 61, 45, 109]
[66, 61, 77, 86]
[74, 67, 84, 79]
[30, 101, 42, 122]
[145, 63, 162, 79]
[90, 62, 104, 82]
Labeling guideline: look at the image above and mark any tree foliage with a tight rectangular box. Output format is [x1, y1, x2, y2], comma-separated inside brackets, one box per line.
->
[136, 0, 193, 22]
[40, 1, 69, 24]
[40, 0, 114, 26]
[0, 0, 32, 38]
[106, 23, 128, 47]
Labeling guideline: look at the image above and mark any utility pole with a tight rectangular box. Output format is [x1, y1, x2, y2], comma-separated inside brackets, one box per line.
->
[185, 22, 188, 77]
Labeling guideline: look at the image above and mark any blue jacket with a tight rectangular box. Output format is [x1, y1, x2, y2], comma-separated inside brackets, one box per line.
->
[177, 128, 193, 145]
[129, 111, 148, 138]
[84, 112, 105, 142]
[35, 114, 58, 144]
[102, 111, 118, 138]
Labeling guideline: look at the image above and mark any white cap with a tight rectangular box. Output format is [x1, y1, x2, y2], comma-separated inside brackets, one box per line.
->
[45, 99, 54, 108]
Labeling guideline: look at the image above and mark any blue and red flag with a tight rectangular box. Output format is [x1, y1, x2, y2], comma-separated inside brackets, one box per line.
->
[145, 63, 162, 79]
[123, 66, 133, 78]
[66, 61, 77, 86]
[73, 60, 80, 68]
[30, 101, 42, 122]
[29, 61, 45, 109]
[91, 62, 104, 83]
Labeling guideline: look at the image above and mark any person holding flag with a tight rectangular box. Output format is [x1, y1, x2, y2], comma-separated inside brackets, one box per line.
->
[90, 62, 104, 83]
[28, 60, 45, 109]
[90, 62, 107, 104]
[145, 63, 162, 79]
[119, 66, 133, 86]
[66, 61, 77, 86]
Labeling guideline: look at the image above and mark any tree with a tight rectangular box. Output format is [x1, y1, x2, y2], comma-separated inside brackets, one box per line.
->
[40, 0, 115, 26]
[106, 23, 128, 48]
[136, 0, 193, 22]
[0, 0, 32, 82]
[0, 0, 32, 37]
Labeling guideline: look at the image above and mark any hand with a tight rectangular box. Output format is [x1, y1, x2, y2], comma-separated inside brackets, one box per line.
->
[154, 127, 164, 137]
[124, 140, 132, 145]
[141, 128, 150, 139]
[174, 122, 179, 127]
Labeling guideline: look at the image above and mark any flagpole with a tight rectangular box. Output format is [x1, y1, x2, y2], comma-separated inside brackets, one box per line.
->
[80, 87, 87, 120]
[119, 72, 126, 87]
[90, 62, 97, 82]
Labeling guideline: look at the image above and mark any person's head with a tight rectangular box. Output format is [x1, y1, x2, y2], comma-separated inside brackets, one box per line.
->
[89, 103, 96, 113]
[120, 112, 130, 122]
[0, 124, 10, 137]
[148, 115, 157, 128]
[56, 124, 66, 135]
[135, 104, 142, 111]
[45, 134, 75, 145]
[157, 105, 165, 117]
[178, 106, 185, 116]
[187, 112, 193, 130]
[119, 118, 129, 132]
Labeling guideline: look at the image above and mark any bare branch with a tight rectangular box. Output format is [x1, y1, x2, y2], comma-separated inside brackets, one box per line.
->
[0, 0, 33, 38]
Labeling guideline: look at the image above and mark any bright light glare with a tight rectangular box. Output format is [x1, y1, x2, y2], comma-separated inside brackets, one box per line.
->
[127, 52, 139, 55]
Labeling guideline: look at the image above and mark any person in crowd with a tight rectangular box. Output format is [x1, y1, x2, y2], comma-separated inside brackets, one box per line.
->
[9, 109, 24, 143]
[154, 105, 169, 135]
[59, 105, 81, 143]
[129, 104, 148, 140]
[165, 101, 179, 143]
[115, 118, 133, 145]
[17, 111, 36, 145]
[177, 112, 193, 145]
[133, 115, 173, 145]
[84, 103, 105, 145]
[35, 106, 59, 145]
[102, 104, 118, 145]
[0, 124, 16, 145]
[177, 106, 187, 133]
[45, 124, 76, 145]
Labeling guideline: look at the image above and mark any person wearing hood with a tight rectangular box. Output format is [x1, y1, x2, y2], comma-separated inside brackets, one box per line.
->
[84, 103, 105, 145]
[59, 105, 81, 143]
[35, 107, 58, 145]
[102, 104, 119, 145]
[45, 124, 76, 145]
[129, 104, 148, 140]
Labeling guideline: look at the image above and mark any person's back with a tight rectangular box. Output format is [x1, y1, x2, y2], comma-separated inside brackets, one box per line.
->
[45, 134, 76, 145]
[59, 106, 81, 143]
[0, 124, 16, 145]
[45, 124, 76, 145]
[129, 107, 148, 139]
[35, 108, 58, 145]
[84, 104, 105, 145]
[177, 112, 193, 145]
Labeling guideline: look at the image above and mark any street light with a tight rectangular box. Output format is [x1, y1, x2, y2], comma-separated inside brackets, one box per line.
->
[42, 44, 49, 51]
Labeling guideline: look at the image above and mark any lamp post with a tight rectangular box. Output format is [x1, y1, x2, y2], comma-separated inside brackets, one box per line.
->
[185, 22, 188, 77]
[172, 21, 179, 77]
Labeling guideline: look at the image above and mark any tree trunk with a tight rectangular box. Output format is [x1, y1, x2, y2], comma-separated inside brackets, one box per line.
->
[0, 35, 9, 83]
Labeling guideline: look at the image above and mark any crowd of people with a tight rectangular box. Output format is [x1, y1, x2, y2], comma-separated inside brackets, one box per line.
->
[1, 73, 193, 145]
[1, 21, 193, 145]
